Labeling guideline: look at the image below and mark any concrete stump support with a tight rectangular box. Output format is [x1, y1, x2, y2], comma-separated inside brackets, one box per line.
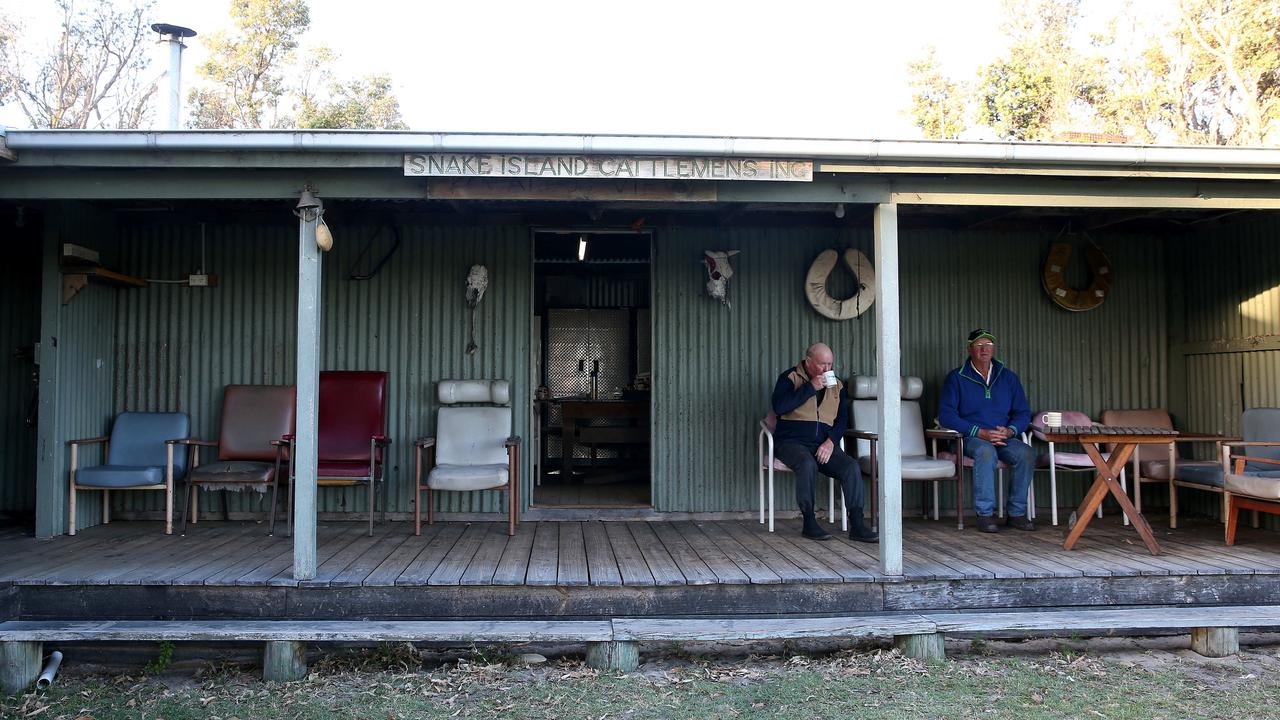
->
[894, 633, 945, 661]
[585, 641, 639, 672]
[262, 640, 308, 682]
[1191, 627, 1238, 658]
[0, 641, 42, 695]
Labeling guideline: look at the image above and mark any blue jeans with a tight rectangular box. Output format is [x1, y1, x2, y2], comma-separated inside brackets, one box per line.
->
[965, 436, 1035, 517]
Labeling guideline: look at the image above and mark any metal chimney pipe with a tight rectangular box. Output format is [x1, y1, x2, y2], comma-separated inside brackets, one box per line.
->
[150, 23, 197, 130]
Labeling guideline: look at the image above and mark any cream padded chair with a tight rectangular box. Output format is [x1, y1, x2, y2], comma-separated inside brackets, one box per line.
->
[849, 376, 964, 530]
[415, 379, 521, 536]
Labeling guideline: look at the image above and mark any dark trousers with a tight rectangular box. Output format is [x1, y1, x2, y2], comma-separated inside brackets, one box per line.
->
[774, 441, 864, 515]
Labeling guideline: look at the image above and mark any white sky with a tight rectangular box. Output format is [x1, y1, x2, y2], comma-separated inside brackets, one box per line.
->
[1, 0, 1131, 138]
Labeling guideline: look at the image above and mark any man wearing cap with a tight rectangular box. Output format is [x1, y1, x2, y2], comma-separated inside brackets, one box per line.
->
[939, 329, 1035, 533]
[771, 342, 878, 543]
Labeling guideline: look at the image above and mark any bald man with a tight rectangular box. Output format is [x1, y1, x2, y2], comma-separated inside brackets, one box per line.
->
[771, 343, 878, 542]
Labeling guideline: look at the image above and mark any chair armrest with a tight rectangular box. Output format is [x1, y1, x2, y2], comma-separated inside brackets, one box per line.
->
[844, 430, 878, 441]
[925, 429, 962, 440]
[270, 439, 289, 447]
[373, 435, 391, 446]
[415, 437, 437, 449]
[1223, 440, 1280, 449]
[505, 436, 523, 448]
[1233, 455, 1280, 467]
[171, 438, 217, 447]
[66, 436, 109, 447]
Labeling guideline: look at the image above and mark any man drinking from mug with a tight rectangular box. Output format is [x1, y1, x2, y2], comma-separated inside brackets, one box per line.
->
[939, 329, 1035, 533]
[771, 342, 878, 542]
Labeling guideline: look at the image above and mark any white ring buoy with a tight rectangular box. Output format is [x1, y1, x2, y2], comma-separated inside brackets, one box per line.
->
[806, 248, 876, 320]
[1042, 241, 1112, 312]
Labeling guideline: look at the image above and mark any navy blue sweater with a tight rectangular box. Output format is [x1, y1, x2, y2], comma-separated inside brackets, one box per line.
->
[770, 367, 849, 449]
[938, 359, 1031, 438]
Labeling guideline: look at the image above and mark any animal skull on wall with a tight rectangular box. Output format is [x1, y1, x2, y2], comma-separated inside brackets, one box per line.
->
[702, 250, 739, 308]
[465, 264, 489, 308]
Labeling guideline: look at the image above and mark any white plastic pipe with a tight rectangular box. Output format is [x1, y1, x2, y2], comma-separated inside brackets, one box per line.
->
[36, 651, 62, 690]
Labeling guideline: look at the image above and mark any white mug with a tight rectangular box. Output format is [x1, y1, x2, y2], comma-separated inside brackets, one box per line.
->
[821, 370, 837, 388]
[1041, 411, 1063, 428]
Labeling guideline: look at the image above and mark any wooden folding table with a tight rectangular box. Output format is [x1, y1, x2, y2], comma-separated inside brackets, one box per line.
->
[1043, 425, 1181, 556]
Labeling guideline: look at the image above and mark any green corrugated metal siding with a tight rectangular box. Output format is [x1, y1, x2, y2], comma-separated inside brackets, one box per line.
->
[0, 228, 41, 514]
[652, 224, 1170, 513]
[1178, 214, 1280, 525]
[109, 215, 531, 519]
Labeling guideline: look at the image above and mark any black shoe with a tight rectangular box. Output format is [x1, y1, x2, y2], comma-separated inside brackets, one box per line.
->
[1006, 514, 1036, 531]
[977, 515, 1000, 533]
[847, 510, 879, 543]
[801, 514, 833, 541]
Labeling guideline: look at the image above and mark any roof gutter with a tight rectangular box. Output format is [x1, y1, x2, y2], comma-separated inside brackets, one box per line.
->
[4, 130, 1280, 169]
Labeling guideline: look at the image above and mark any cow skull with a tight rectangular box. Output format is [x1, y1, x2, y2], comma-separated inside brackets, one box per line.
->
[702, 250, 739, 308]
[465, 264, 489, 308]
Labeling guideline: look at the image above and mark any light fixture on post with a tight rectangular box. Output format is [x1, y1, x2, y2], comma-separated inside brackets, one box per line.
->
[834, 203, 846, 219]
[577, 234, 588, 262]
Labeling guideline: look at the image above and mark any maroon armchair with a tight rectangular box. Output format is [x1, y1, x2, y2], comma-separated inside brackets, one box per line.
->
[178, 384, 295, 536]
[288, 371, 390, 537]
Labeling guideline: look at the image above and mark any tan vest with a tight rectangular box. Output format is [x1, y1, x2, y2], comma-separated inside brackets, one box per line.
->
[780, 363, 842, 426]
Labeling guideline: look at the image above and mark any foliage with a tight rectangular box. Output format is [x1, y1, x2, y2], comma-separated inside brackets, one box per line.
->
[142, 640, 175, 674]
[907, 0, 1280, 145]
[906, 46, 967, 140]
[187, 0, 311, 129]
[293, 46, 406, 130]
[0, 0, 156, 129]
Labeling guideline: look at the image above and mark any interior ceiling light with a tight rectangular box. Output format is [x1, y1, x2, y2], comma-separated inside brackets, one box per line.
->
[577, 235, 588, 261]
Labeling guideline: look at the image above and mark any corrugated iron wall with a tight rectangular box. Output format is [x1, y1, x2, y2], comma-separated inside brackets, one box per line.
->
[1178, 213, 1280, 525]
[652, 222, 1170, 513]
[110, 214, 531, 519]
[0, 223, 42, 515]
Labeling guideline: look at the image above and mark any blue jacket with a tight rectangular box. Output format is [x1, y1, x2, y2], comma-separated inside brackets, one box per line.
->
[771, 364, 849, 449]
[939, 359, 1031, 438]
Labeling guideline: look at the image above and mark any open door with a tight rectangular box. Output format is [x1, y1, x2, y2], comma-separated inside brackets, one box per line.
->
[531, 230, 651, 508]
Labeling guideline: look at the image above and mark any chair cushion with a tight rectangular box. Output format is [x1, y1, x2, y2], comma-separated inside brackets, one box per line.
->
[1036, 450, 1107, 468]
[189, 460, 275, 489]
[937, 451, 1010, 470]
[851, 375, 925, 400]
[427, 464, 510, 491]
[437, 406, 512, 466]
[1100, 409, 1174, 463]
[859, 455, 956, 480]
[317, 459, 374, 478]
[1031, 410, 1094, 439]
[852, 399, 927, 457]
[106, 412, 191, 477]
[319, 371, 387, 461]
[76, 465, 164, 488]
[1175, 463, 1224, 488]
[1224, 473, 1280, 500]
[761, 453, 791, 472]
[219, 385, 295, 462]
[438, 379, 511, 406]
[1141, 459, 1218, 481]
[1241, 408, 1280, 472]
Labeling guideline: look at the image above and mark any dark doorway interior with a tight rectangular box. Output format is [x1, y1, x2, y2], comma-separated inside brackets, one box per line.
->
[532, 231, 651, 508]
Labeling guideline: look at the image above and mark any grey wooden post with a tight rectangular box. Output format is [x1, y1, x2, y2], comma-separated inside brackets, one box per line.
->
[0, 641, 42, 695]
[874, 203, 903, 576]
[585, 641, 639, 672]
[894, 633, 945, 661]
[293, 189, 323, 581]
[1191, 627, 1238, 657]
[262, 640, 308, 682]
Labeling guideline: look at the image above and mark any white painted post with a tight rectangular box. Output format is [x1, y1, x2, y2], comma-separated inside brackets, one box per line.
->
[874, 203, 903, 576]
[293, 189, 323, 581]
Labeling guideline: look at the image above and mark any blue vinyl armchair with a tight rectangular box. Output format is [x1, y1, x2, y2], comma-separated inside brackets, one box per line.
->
[67, 412, 192, 535]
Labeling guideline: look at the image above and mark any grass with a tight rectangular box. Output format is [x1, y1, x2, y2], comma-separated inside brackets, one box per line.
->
[4, 639, 1279, 719]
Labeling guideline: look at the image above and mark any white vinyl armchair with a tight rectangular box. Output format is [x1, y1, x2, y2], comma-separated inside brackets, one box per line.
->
[415, 379, 521, 536]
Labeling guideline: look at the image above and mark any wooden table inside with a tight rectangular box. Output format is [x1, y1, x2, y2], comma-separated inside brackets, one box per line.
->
[559, 400, 649, 480]
[1043, 426, 1197, 556]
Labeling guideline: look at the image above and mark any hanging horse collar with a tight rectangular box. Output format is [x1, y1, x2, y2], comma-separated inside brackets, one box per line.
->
[1042, 238, 1113, 312]
[806, 248, 876, 320]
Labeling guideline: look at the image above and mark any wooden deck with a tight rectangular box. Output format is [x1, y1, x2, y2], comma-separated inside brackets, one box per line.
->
[0, 516, 1277, 620]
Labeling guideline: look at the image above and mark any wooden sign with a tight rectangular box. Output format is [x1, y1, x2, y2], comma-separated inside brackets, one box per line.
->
[426, 178, 717, 202]
[405, 153, 812, 182]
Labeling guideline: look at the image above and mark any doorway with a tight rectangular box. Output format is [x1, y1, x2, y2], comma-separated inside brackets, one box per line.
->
[532, 230, 651, 507]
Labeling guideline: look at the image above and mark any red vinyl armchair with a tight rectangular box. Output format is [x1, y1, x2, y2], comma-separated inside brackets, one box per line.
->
[289, 371, 390, 537]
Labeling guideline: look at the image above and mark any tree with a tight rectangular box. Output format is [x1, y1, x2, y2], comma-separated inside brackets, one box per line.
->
[907, 46, 967, 139]
[0, 0, 156, 129]
[188, 0, 310, 129]
[296, 73, 407, 129]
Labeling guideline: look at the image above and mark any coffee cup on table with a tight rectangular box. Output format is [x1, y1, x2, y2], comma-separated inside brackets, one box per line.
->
[821, 370, 837, 388]
[1041, 411, 1063, 429]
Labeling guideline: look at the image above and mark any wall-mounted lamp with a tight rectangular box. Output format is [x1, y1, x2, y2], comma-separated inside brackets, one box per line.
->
[577, 235, 588, 261]
[834, 203, 846, 219]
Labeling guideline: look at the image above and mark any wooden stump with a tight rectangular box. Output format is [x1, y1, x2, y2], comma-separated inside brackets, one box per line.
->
[894, 633, 946, 661]
[585, 641, 639, 672]
[262, 640, 308, 682]
[0, 641, 42, 695]
[1191, 627, 1238, 658]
